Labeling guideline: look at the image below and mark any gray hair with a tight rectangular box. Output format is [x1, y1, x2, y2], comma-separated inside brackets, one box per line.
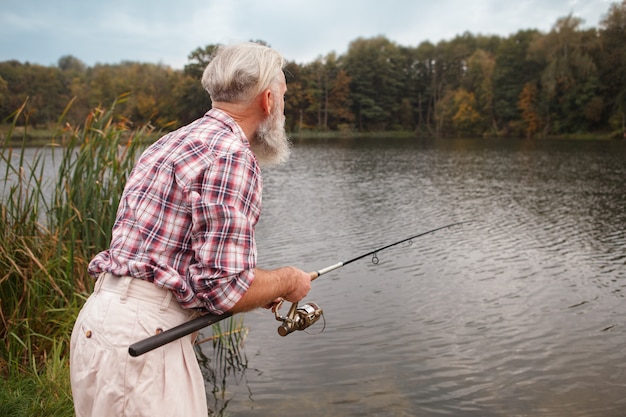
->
[201, 42, 285, 104]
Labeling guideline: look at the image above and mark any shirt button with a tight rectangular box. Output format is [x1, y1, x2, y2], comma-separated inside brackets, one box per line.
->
[156, 328, 163, 334]
[85, 330, 92, 338]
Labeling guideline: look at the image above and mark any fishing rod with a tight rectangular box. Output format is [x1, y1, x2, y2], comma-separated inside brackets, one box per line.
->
[128, 221, 470, 357]
[273, 220, 472, 336]
[309, 220, 471, 281]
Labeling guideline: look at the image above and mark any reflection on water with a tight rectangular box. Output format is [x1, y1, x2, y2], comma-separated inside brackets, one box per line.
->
[198, 137, 625, 416]
[196, 318, 249, 416]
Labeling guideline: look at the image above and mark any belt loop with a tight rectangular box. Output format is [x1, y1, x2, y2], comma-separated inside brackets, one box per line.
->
[119, 276, 132, 304]
[159, 289, 173, 312]
[93, 272, 107, 294]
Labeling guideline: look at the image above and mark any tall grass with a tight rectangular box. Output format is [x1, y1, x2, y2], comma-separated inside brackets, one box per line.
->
[1, 99, 248, 416]
[0, 339, 74, 417]
[0, 97, 149, 376]
[197, 319, 248, 416]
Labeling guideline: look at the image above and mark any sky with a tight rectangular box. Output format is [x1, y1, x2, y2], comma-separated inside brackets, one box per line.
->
[0, 0, 615, 69]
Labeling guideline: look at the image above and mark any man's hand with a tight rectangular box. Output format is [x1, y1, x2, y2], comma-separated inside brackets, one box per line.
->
[282, 267, 312, 303]
[230, 266, 312, 313]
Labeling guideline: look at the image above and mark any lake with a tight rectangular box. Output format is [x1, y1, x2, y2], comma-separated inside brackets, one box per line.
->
[198, 137, 626, 417]
[5, 136, 624, 416]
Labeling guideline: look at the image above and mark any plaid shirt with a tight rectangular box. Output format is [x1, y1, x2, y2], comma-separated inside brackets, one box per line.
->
[89, 109, 262, 314]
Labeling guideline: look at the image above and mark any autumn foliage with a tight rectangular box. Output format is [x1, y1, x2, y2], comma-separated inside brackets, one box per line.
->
[1, 1, 625, 139]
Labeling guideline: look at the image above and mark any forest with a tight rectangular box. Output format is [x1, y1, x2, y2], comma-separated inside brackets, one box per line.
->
[1, 0, 625, 139]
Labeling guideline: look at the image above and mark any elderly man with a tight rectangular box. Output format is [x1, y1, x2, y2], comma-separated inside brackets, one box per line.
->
[70, 42, 311, 417]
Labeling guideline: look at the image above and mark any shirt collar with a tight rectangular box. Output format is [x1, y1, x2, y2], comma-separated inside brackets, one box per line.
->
[204, 108, 251, 149]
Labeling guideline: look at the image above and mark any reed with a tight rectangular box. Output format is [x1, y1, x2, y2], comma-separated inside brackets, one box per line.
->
[197, 315, 249, 416]
[1, 99, 247, 415]
[0, 97, 149, 375]
[0, 339, 74, 417]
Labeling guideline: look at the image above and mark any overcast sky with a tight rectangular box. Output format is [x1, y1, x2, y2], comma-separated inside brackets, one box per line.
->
[0, 0, 614, 69]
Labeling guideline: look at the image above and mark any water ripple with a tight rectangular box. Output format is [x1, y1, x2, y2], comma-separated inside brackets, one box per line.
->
[205, 138, 626, 417]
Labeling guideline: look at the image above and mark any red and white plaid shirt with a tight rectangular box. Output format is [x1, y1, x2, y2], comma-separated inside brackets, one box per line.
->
[89, 109, 262, 314]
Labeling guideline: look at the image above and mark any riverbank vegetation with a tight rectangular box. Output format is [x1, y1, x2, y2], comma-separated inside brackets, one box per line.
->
[0, 101, 148, 415]
[0, 100, 248, 415]
[1, 1, 625, 141]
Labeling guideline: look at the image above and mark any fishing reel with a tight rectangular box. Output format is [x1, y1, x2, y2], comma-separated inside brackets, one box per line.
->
[274, 299, 324, 336]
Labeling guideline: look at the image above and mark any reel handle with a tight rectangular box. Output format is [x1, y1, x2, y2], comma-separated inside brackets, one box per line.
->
[276, 301, 299, 336]
[274, 298, 324, 336]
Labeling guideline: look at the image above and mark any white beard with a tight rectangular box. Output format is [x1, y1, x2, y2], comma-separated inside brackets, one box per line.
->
[251, 107, 291, 167]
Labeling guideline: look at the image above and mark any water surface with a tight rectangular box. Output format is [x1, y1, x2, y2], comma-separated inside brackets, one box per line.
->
[199, 137, 626, 416]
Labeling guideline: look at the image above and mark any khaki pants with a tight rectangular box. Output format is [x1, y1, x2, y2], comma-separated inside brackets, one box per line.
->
[70, 273, 207, 417]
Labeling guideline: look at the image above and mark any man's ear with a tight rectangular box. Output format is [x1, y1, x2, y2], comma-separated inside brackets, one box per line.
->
[261, 88, 273, 116]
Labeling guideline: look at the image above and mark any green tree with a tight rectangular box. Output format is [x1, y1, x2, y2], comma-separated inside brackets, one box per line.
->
[303, 58, 325, 129]
[312, 53, 354, 130]
[417, 33, 480, 137]
[184, 45, 219, 79]
[283, 61, 310, 131]
[57, 55, 89, 123]
[492, 29, 543, 136]
[0, 61, 70, 126]
[124, 63, 179, 128]
[170, 74, 209, 126]
[464, 49, 497, 135]
[529, 15, 600, 134]
[597, 0, 626, 136]
[58, 55, 86, 73]
[86, 64, 121, 110]
[409, 41, 438, 135]
[0, 75, 8, 115]
[176, 45, 219, 125]
[326, 67, 354, 129]
[343, 36, 403, 131]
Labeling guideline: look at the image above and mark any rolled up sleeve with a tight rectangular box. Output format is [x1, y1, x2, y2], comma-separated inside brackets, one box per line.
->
[187, 151, 261, 314]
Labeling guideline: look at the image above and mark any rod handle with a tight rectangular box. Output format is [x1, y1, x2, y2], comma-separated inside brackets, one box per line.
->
[310, 262, 344, 280]
[128, 311, 232, 357]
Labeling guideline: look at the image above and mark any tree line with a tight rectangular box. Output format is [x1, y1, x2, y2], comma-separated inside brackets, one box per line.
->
[1, 1, 625, 139]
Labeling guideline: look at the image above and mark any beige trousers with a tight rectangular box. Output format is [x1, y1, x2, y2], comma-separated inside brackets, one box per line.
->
[70, 273, 207, 417]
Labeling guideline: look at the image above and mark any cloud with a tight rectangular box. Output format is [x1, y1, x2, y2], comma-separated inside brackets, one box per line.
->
[0, 0, 613, 68]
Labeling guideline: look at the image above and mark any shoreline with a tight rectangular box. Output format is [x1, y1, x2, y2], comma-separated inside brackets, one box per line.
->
[1, 128, 619, 147]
